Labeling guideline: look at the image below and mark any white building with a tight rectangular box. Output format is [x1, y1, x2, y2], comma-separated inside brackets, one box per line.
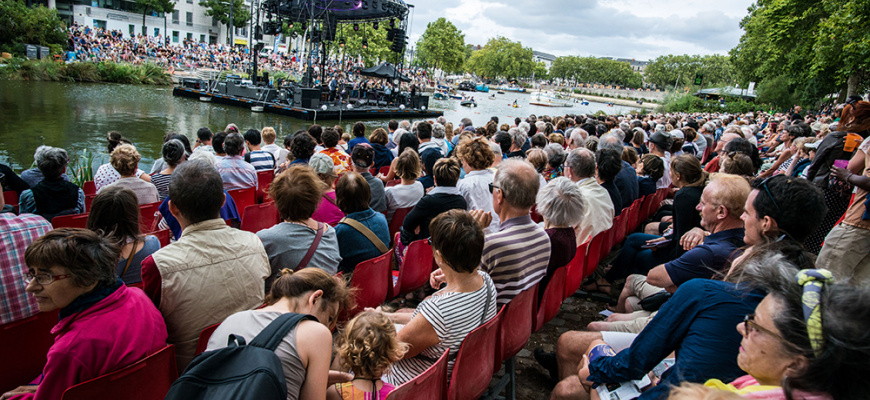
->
[533, 50, 556, 71]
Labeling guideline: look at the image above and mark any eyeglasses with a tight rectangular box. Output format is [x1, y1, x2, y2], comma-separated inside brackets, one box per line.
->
[24, 272, 71, 286]
[758, 176, 783, 217]
[488, 183, 500, 193]
[742, 314, 802, 352]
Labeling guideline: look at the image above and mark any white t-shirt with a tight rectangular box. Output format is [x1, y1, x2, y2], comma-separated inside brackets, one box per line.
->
[384, 181, 425, 222]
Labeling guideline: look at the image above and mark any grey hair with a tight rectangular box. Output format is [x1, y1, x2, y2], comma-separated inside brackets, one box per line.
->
[399, 120, 412, 131]
[565, 148, 596, 178]
[162, 139, 187, 167]
[36, 146, 69, 179]
[494, 158, 539, 209]
[655, 124, 666, 133]
[702, 122, 716, 134]
[618, 122, 630, 133]
[187, 149, 216, 166]
[518, 121, 530, 135]
[508, 128, 527, 148]
[544, 143, 566, 167]
[489, 141, 503, 158]
[535, 121, 546, 132]
[393, 128, 408, 146]
[609, 128, 626, 142]
[436, 116, 447, 126]
[598, 134, 624, 153]
[432, 123, 446, 139]
[460, 118, 472, 128]
[536, 177, 586, 227]
[570, 129, 588, 146]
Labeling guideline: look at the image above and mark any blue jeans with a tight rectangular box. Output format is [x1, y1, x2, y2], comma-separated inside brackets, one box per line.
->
[605, 233, 671, 282]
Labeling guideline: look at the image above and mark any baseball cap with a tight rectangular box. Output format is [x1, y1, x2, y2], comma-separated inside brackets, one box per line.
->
[669, 129, 685, 140]
[309, 153, 336, 176]
[351, 143, 374, 168]
[649, 131, 672, 149]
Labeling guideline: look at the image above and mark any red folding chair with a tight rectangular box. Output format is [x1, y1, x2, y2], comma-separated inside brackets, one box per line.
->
[148, 229, 171, 247]
[139, 202, 160, 233]
[385, 179, 401, 187]
[612, 209, 629, 246]
[61, 345, 178, 400]
[530, 205, 543, 224]
[564, 242, 589, 299]
[447, 312, 500, 400]
[84, 194, 96, 212]
[585, 232, 606, 278]
[3, 191, 18, 213]
[194, 323, 221, 357]
[256, 170, 275, 203]
[385, 350, 448, 400]
[82, 181, 96, 196]
[240, 202, 280, 233]
[0, 310, 60, 393]
[227, 187, 256, 220]
[378, 166, 391, 176]
[52, 213, 89, 229]
[534, 266, 567, 332]
[489, 288, 535, 400]
[391, 239, 435, 299]
[387, 207, 413, 245]
[628, 198, 643, 232]
[346, 249, 393, 318]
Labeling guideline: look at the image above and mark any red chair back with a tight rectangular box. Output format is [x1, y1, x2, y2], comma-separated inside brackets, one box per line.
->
[194, 323, 221, 357]
[227, 187, 257, 220]
[0, 310, 59, 393]
[534, 266, 567, 332]
[585, 232, 606, 278]
[378, 166, 391, 176]
[496, 288, 534, 366]
[82, 181, 96, 196]
[347, 249, 393, 318]
[52, 213, 89, 229]
[392, 239, 435, 298]
[447, 313, 500, 400]
[61, 345, 178, 400]
[385, 179, 401, 187]
[564, 242, 589, 299]
[387, 207, 413, 245]
[139, 202, 160, 233]
[3, 190, 18, 208]
[385, 350, 448, 400]
[629, 198, 643, 232]
[240, 202, 280, 233]
[84, 194, 96, 212]
[613, 209, 628, 245]
[256, 170, 275, 203]
[149, 229, 171, 247]
[529, 205, 543, 224]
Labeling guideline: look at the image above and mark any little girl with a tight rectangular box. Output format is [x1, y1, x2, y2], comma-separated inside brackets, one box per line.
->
[331, 311, 408, 399]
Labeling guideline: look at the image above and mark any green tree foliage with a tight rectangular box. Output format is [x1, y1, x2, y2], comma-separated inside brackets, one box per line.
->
[756, 75, 794, 110]
[0, 0, 66, 55]
[199, 0, 251, 42]
[533, 61, 548, 81]
[464, 37, 534, 79]
[416, 18, 465, 74]
[136, 0, 162, 36]
[644, 54, 737, 89]
[548, 56, 643, 88]
[729, 0, 869, 105]
[339, 23, 393, 67]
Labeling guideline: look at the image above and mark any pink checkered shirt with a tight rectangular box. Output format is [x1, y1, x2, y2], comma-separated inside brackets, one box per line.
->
[0, 213, 52, 324]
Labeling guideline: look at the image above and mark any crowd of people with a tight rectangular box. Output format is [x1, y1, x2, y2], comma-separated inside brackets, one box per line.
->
[2, 99, 870, 400]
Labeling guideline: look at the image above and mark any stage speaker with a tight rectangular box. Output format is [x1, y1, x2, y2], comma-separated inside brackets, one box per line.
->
[294, 87, 321, 109]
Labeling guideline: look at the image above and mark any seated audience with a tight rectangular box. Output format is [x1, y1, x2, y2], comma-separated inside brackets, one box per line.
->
[397, 157, 467, 256]
[536, 177, 585, 300]
[350, 144, 387, 213]
[151, 139, 186, 201]
[381, 209, 498, 386]
[289, 131, 317, 167]
[93, 131, 147, 191]
[318, 127, 351, 175]
[216, 132, 258, 191]
[99, 144, 159, 204]
[565, 148, 613, 245]
[243, 129, 276, 171]
[596, 149, 624, 216]
[457, 137, 499, 232]
[260, 126, 280, 157]
[257, 165, 342, 288]
[3, 229, 167, 400]
[347, 122, 370, 152]
[207, 268, 351, 400]
[636, 154, 665, 198]
[334, 172, 390, 276]
[19, 146, 85, 221]
[87, 186, 160, 285]
[141, 159, 271, 369]
[331, 311, 408, 399]
[150, 133, 192, 174]
[543, 143, 566, 181]
[599, 134, 639, 208]
[310, 153, 345, 226]
[384, 149, 425, 223]
[369, 128, 395, 171]
[20, 146, 71, 187]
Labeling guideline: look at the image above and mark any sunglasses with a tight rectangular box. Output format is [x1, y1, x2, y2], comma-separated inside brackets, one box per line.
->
[488, 183, 500, 193]
[758, 176, 783, 217]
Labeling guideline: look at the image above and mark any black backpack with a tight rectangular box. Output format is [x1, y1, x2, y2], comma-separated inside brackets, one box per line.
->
[164, 312, 316, 400]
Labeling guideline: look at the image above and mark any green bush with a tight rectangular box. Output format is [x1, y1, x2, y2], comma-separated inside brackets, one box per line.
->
[0, 58, 171, 85]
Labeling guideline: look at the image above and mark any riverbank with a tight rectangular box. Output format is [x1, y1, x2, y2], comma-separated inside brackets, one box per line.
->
[564, 92, 651, 110]
[0, 58, 172, 85]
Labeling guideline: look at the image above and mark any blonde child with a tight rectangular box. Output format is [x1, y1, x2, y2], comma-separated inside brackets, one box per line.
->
[330, 311, 408, 399]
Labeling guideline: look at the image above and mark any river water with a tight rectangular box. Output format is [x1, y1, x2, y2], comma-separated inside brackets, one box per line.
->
[0, 80, 640, 171]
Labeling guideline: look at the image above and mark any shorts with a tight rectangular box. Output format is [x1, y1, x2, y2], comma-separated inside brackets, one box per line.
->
[817, 223, 870, 285]
[601, 332, 639, 352]
[605, 312, 656, 334]
[625, 274, 666, 312]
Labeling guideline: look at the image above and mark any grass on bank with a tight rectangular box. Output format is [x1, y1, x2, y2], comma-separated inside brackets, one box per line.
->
[0, 58, 172, 85]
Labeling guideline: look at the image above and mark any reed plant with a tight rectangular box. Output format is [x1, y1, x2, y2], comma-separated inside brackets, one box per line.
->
[67, 147, 96, 188]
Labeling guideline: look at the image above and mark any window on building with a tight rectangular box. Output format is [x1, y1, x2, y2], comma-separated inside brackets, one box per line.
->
[172, 31, 179, 43]
[212, 17, 218, 27]
[154, 27, 160, 36]
[186, 12, 192, 26]
[209, 35, 217, 44]
[186, 32, 193, 41]
[172, 10, 179, 24]
[129, 24, 135, 35]
[93, 19, 106, 29]
[200, 34, 205, 42]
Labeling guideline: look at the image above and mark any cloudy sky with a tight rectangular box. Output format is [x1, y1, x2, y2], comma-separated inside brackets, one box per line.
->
[405, 0, 755, 61]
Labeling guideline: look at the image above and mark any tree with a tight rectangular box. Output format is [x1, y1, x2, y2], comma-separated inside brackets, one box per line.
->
[200, 0, 251, 44]
[465, 37, 534, 80]
[136, 0, 162, 36]
[339, 23, 392, 67]
[644, 54, 737, 89]
[0, 0, 66, 55]
[546, 56, 643, 88]
[416, 18, 465, 74]
[159, 0, 176, 43]
[533, 61, 548, 81]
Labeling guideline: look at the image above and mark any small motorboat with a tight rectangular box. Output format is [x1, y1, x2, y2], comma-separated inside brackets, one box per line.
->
[496, 90, 506, 94]
[488, 94, 497, 100]
[579, 99, 590, 106]
[475, 83, 490, 92]
[433, 91, 448, 100]
[461, 99, 477, 107]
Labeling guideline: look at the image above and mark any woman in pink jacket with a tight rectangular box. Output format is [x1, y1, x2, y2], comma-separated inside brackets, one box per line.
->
[1, 228, 167, 400]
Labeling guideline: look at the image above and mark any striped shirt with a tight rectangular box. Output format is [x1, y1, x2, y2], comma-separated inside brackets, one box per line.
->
[383, 271, 497, 386]
[0, 213, 52, 324]
[245, 150, 276, 171]
[151, 172, 172, 201]
[216, 155, 258, 191]
[481, 215, 551, 307]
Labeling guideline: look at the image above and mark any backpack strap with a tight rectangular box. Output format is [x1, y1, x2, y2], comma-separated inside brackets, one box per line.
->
[249, 313, 317, 351]
[339, 217, 388, 254]
[295, 222, 325, 271]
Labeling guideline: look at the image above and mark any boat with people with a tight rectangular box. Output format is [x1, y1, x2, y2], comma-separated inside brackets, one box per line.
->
[497, 90, 506, 94]
[457, 81, 476, 91]
[488, 94, 496, 100]
[529, 91, 573, 107]
[433, 91, 449, 100]
[460, 96, 477, 107]
[475, 83, 490, 93]
[497, 84, 526, 93]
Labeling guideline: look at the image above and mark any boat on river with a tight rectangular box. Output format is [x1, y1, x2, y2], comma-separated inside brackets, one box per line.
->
[460, 98, 477, 107]
[497, 84, 526, 93]
[475, 83, 490, 93]
[529, 91, 573, 107]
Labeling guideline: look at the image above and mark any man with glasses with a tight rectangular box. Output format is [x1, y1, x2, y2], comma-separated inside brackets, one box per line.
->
[0, 182, 52, 324]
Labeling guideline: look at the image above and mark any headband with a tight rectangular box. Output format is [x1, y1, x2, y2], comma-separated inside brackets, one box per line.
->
[795, 269, 834, 356]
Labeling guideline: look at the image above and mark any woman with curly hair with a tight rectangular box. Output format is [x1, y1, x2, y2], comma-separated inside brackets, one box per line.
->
[99, 144, 158, 204]
[456, 137, 499, 232]
[331, 311, 408, 399]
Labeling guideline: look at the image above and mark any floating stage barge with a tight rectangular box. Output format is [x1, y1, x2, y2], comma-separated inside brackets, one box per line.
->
[173, 78, 443, 121]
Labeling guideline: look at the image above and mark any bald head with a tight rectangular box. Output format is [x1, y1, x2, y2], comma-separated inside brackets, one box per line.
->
[715, 132, 743, 152]
[494, 159, 539, 210]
